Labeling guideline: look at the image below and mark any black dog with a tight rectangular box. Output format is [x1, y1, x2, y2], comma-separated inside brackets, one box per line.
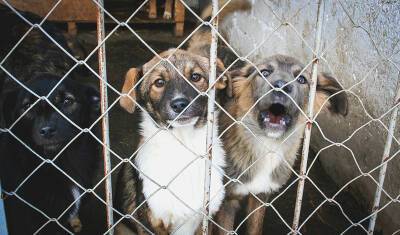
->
[0, 74, 100, 234]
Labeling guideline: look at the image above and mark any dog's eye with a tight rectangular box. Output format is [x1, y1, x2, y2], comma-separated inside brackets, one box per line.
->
[154, 79, 166, 88]
[190, 73, 202, 82]
[260, 69, 272, 78]
[63, 96, 75, 105]
[297, 75, 307, 84]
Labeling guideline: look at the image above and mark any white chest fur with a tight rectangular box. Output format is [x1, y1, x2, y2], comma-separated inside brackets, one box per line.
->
[234, 130, 303, 196]
[136, 113, 226, 234]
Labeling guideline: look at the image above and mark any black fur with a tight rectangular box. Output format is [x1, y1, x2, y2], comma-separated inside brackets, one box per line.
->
[0, 8, 104, 234]
[0, 74, 100, 234]
[0, 5, 87, 92]
[115, 162, 153, 234]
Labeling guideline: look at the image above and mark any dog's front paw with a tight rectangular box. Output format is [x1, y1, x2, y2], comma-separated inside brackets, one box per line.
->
[163, 11, 172, 20]
[69, 216, 82, 233]
[149, 12, 157, 19]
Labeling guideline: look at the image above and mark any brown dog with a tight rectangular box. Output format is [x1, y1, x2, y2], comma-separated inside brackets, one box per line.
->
[116, 48, 231, 235]
[214, 55, 348, 234]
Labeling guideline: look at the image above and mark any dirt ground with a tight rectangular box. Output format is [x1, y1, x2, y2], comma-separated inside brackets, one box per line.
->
[73, 25, 374, 235]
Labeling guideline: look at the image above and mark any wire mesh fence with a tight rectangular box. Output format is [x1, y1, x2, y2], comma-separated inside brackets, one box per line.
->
[0, 0, 399, 234]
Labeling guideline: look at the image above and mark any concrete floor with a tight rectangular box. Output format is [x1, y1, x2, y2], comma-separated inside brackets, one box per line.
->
[76, 27, 370, 235]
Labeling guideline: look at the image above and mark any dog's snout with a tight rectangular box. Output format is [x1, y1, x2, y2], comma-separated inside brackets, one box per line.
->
[39, 126, 56, 138]
[170, 98, 189, 113]
[273, 80, 292, 93]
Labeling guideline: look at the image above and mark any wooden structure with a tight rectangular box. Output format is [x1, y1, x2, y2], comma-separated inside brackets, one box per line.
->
[1, 0, 186, 36]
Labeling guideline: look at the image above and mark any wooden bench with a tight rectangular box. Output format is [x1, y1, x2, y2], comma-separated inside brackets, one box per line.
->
[1, 0, 186, 36]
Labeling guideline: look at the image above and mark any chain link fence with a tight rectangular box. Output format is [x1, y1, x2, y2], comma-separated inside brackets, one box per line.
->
[0, 0, 399, 234]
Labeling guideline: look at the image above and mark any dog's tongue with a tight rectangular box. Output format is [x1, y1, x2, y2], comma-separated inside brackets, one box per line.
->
[269, 113, 283, 124]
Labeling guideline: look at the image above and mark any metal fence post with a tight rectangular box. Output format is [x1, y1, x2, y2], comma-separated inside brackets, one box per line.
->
[202, 0, 219, 234]
[291, 0, 325, 233]
[368, 73, 400, 234]
[96, 0, 114, 232]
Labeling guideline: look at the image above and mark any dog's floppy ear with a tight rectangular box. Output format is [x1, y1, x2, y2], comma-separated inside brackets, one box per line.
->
[120, 67, 142, 113]
[230, 68, 244, 78]
[315, 73, 348, 116]
[227, 66, 254, 98]
[230, 64, 256, 78]
[215, 59, 232, 98]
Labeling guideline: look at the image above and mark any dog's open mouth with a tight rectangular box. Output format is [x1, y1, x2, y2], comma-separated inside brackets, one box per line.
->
[259, 103, 292, 135]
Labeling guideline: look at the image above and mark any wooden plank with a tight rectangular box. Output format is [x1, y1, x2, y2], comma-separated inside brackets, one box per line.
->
[1, 0, 187, 29]
[174, 0, 185, 36]
[0, 0, 97, 22]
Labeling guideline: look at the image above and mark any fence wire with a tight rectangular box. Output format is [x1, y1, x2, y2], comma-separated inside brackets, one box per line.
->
[0, 0, 399, 235]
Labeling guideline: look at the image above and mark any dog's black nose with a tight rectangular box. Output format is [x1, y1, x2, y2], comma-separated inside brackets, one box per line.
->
[170, 98, 189, 113]
[39, 126, 56, 138]
[273, 80, 292, 94]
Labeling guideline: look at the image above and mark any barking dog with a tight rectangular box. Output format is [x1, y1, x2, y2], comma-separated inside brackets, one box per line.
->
[116, 49, 231, 234]
[215, 55, 348, 234]
[0, 74, 100, 234]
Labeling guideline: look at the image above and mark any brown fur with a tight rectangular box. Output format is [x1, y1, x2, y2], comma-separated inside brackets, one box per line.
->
[200, 0, 251, 21]
[69, 216, 82, 233]
[186, 0, 251, 71]
[245, 194, 267, 235]
[120, 68, 141, 113]
[215, 55, 348, 234]
[115, 222, 135, 235]
[214, 193, 243, 234]
[187, 0, 251, 53]
[120, 49, 231, 116]
[114, 162, 146, 235]
[117, 48, 232, 234]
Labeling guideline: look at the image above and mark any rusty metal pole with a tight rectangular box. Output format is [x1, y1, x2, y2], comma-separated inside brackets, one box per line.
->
[202, 0, 219, 234]
[96, 0, 114, 232]
[291, 0, 325, 233]
[368, 74, 400, 234]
